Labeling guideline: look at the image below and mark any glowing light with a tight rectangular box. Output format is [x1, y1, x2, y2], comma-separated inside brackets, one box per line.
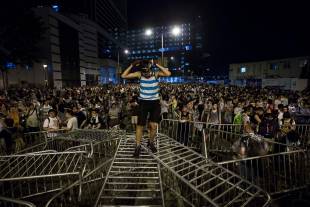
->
[171, 26, 181, 36]
[124, 49, 129, 54]
[145, 29, 153, 36]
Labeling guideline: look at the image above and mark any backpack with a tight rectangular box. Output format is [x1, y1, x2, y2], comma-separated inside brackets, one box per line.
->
[233, 113, 243, 125]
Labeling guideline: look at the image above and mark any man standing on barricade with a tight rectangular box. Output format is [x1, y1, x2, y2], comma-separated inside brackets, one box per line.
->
[121, 59, 171, 157]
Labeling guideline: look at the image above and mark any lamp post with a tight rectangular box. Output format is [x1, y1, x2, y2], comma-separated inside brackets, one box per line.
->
[117, 49, 129, 84]
[43, 64, 48, 87]
[145, 26, 181, 65]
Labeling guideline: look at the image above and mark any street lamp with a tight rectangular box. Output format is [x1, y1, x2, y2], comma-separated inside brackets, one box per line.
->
[43, 64, 48, 87]
[145, 29, 153, 36]
[171, 26, 181, 36]
[124, 49, 129, 54]
[145, 26, 181, 65]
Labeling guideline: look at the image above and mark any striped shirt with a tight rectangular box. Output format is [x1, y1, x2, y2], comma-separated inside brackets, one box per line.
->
[139, 74, 160, 100]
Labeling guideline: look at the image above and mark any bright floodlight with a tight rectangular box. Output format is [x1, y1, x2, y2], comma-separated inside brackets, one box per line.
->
[145, 29, 153, 36]
[171, 26, 181, 36]
[124, 49, 129, 54]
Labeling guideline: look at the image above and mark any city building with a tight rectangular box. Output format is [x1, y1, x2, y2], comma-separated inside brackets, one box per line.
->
[114, 19, 206, 80]
[0, 2, 127, 88]
[59, 0, 128, 32]
[229, 56, 310, 90]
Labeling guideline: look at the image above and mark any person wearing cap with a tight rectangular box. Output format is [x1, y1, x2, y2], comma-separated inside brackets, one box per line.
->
[121, 59, 171, 157]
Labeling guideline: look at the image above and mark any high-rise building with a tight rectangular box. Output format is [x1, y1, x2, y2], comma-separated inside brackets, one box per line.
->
[115, 20, 205, 80]
[47, 0, 128, 31]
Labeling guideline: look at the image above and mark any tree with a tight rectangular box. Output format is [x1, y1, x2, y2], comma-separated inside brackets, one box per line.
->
[0, 1, 45, 89]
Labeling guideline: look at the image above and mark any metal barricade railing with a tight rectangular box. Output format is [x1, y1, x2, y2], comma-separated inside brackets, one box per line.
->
[45, 158, 114, 207]
[18, 129, 125, 155]
[217, 150, 308, 195]
[202, 125, 309, 196]
[295, 124, 310, 148]
[159, 119, 209, 151]
[0, 150, 88, 200]
[0, 196, 36, 207]
[0, 129, 125, 206]
[143, 133, 271, 207]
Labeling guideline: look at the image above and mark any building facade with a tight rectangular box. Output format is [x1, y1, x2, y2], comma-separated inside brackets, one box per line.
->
[114, 21, 205, 79]
[0, 3, 127, 89]
[229, 56, 309, 80]
[229, 56, 309, 90]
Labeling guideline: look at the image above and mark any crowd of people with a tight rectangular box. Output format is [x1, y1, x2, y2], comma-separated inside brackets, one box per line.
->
[0, 83, 309, 154]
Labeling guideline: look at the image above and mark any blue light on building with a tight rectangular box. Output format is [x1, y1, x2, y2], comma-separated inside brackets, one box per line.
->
[185, 45, 192, 51]
[52, 5, 59, 12]
[5, 62, 16, 69]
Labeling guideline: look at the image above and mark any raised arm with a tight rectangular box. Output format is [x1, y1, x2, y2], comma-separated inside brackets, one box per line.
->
[121, 60, 141, 79]
[156, 63, 171, 77]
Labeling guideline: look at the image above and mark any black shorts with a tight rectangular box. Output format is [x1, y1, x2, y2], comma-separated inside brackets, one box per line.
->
[137, 99, 161, 125]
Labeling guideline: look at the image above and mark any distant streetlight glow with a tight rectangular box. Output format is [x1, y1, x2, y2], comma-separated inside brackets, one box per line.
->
[43, 64, 47, 68]
[145, 29, 153, 36]
[170, 56, 174, 60]
[171, 26, 181, 36]
[124, 49, 129, 54]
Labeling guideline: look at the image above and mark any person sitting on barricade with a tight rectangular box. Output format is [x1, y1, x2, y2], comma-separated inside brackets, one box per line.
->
[43, 109, 61, 137]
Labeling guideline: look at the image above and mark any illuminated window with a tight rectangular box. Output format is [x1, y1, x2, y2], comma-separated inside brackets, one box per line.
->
[240, 67, 246, 73]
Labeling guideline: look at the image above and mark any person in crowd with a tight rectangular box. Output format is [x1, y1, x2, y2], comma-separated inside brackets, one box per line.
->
[108, 102, 120, 128]
[160, 96, 170, 120]
[63, 109, 78, 132]
[25, 103, 40, 133]
[130, 97, 139, 131]
[253, 107, 264, 133]
[43, 109, 61, 134]
[0, 113, 13, 154]
[207, 103, 221, 124]
[258, 108, 279, 138]
[121, 59, 171, 157]
[177, 105, 192, 146]
[40, 99, 53, 120]
[280, 111, 300, 147]
[83, 108, 103, 129]
[72, 105, 86, 128]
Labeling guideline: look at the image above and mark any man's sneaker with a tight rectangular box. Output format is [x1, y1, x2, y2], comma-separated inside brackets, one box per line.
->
[148, 141, 157, 153]
[133, 145, 141, 157]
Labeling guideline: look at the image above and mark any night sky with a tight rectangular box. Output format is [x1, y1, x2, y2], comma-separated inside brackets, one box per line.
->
[128, 0, 310, 75]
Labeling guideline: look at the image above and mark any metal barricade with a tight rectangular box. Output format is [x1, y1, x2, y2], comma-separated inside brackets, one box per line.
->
[0, 150, 88, 201]
[0, 196, 36, 207]
[217, 150, 308, 195]
[203, 126, 309, 196]
[295, 124, 310, 148]
[18, 129, 125, 155]
[143, 133, 271, 207]
[0, 129, 125, 206]
[159, 119, 209, 151]
[45, 158, 114, 207]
